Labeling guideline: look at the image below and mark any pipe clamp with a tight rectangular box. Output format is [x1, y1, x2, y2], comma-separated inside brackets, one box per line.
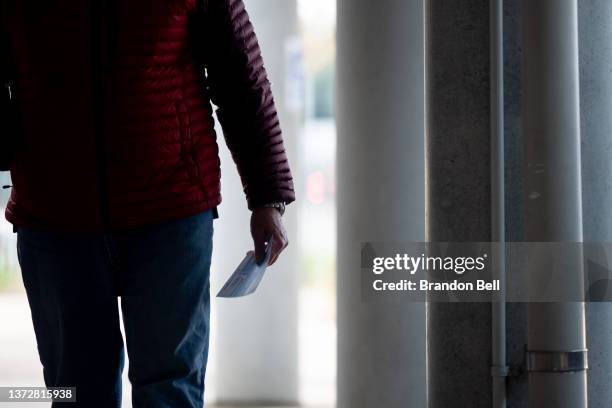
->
[526, 349, 588, 373]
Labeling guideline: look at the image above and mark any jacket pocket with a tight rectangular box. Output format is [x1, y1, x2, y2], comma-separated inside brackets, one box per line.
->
[176, 100, 208, 197]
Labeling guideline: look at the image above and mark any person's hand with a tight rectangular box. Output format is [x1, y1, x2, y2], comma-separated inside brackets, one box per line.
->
[251, 207, 288, 266]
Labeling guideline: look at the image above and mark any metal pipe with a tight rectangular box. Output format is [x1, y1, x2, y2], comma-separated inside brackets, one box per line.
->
[579, 0, 612, 405]
[490, 0, 507, 407]
[521, 0, 587, 407]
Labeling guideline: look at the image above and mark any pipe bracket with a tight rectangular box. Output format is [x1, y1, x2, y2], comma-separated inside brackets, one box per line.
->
[491, 365, 509, 377]
[526, 350, 588, 373]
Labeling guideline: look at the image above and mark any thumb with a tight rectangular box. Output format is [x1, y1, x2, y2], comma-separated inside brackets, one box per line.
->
[254, 234, 267, 264]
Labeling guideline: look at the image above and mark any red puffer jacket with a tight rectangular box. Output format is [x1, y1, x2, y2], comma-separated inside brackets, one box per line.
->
[2, 0, 295, 231]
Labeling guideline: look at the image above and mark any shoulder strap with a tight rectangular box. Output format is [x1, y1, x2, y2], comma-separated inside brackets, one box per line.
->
[191, 0, 212, 72]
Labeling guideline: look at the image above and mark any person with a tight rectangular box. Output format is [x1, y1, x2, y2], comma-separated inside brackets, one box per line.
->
[0, 0, 295, 406]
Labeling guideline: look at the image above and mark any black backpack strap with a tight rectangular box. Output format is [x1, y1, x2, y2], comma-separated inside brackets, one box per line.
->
[190, 0, 212, 91]
[1, 0, 9, 83]
[198, 0, 209, 14]
[1, 0, 16, 97]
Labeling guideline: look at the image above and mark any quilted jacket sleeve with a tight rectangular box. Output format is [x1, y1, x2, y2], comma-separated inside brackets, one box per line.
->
[196, 0, 295, 210]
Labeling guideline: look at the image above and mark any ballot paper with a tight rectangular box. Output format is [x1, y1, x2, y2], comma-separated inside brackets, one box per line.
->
[217, 240, 273, 298]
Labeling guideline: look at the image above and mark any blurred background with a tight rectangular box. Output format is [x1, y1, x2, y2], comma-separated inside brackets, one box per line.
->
[0, 0, 337, 406]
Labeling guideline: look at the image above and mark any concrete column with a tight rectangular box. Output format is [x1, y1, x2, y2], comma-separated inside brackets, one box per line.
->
[425, 1, 492, 407]
[212, 0, 300, 404]
[579, 1, 612, 406]
[336, 0, 426, 407]
[521, 1, 587, 407]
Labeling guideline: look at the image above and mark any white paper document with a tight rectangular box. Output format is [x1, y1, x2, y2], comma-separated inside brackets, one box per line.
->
[217, 241, 273, 298]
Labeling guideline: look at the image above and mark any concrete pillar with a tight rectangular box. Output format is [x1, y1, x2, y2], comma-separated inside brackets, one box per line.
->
[521, 1, 587, 407]
[212, 0, 300, 404]
[579, 1, 612, 406]
[336, 0, 426, 407]
[425, 1, 492, 407]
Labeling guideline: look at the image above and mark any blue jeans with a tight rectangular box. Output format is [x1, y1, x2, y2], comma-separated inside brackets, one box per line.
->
[16, 210, 214, 408]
